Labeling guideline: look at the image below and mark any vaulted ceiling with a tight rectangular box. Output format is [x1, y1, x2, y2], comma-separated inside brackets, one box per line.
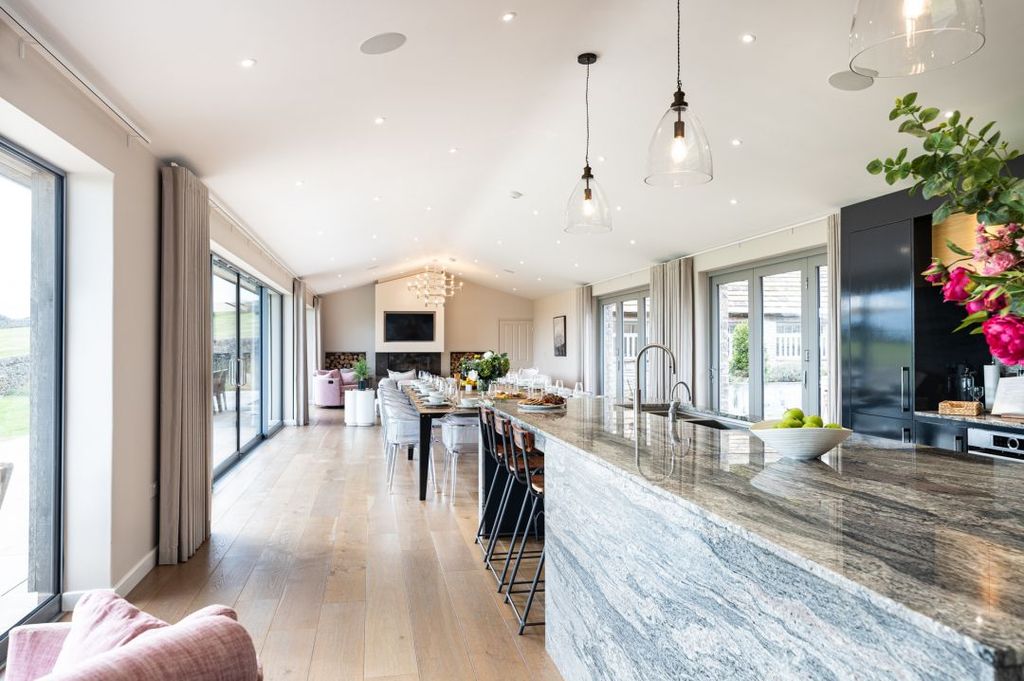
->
[8, 0, 1024, 297]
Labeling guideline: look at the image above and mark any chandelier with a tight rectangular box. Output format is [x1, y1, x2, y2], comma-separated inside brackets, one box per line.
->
[407, 263, 463, 308]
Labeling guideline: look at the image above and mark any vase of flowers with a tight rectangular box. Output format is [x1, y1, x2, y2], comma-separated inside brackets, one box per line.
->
[868, 93, 1024, 365]
[459, 351, 510, 392]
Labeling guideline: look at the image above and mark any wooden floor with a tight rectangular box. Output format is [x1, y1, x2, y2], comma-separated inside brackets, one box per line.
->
[127, 407, 561, 681]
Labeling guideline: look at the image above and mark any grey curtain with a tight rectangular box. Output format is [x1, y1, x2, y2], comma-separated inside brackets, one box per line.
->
[293, 279, 309, 425]
[158, 165, 212, 565]
[648, 257, 695, 403]
[312, 295, 322, 371]
[826, 214, 842, 423]
[574, 285, 596, 391]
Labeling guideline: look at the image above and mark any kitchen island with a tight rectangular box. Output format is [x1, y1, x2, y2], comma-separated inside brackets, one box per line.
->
[490, 398, 1024, 681]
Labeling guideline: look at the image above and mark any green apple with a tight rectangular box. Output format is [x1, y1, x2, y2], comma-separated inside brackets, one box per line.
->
[824, 422, 843, 429]
[782, 407, 805, 422]
[804, 415, 824, 428]
[780, 417, 804, 429]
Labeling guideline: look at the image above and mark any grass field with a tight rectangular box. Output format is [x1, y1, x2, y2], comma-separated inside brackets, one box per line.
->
[0, 395, 29, 439]
[0, 327, 29, 359]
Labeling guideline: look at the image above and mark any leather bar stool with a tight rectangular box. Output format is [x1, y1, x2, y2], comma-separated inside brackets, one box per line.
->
[505, 422, 545, 634]
[486, 414, 543, 590]
[474, 407, 504, 550]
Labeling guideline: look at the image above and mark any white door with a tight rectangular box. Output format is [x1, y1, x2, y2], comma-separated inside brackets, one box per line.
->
[499, 319, 533, 369]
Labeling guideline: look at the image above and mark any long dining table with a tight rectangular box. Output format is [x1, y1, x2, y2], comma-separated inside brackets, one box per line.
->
[404, 387, 480, 500]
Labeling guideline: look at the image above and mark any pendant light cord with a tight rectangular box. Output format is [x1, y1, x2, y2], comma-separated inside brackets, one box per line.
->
[585, 62, 591, 167]
[676, 0, 682, 91]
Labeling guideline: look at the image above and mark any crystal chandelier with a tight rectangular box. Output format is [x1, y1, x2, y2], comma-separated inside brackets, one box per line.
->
[407, 263, 463, 308]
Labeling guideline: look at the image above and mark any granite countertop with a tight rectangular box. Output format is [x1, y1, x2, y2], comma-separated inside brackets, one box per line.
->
[916, 409, 1024, 430]
[492, 397, 1024, 666]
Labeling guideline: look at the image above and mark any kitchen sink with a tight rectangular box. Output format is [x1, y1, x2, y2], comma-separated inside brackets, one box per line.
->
[614, 403, 748, 431]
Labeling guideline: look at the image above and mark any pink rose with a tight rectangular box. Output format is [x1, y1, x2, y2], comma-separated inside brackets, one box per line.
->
[983, 314, 1024, 366]
[983, 250, 1019, 275]
[942, 267, 972, 303]
[966, 290, 1009, 314]
[921, 258, 948, 285]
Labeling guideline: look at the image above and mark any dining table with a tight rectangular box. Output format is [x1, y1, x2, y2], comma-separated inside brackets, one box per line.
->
[404, 387, 481, 500]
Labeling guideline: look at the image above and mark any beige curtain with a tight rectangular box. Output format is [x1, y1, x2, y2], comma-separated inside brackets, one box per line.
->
[312, 295, 322, 371]
[826, 214, 842, 423]
[573, 285, 596, 391]
[648, 257, 695, 403]
[293, 279, 309, 425]
[158, 166, 212, 565]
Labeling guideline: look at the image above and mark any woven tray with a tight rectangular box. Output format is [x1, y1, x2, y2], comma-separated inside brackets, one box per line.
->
[938, 400, 984, 416]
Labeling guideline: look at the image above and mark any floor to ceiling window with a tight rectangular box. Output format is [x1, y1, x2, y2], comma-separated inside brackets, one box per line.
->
[0, 140, 63, 646]
[599, 289, 650, 402]
[211, 257, 283, 479]
[710, 252, 827, 420]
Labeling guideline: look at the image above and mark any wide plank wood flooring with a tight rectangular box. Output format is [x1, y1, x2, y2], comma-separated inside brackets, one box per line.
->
[127, 407, 560, 681]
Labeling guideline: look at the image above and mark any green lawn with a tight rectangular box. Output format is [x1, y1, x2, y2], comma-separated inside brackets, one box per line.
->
[212, 311, 257, 340]
[0, 327, 29, 359]
[0, 394, 29, 439]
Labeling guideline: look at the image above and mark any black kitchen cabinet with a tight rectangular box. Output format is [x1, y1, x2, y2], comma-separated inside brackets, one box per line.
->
[851, 412, 914, 443]
[844, 219, 914, 423]
[914, 419, 967, 453]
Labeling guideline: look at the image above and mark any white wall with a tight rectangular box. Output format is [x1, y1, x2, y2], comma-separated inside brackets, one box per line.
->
[532, 290, 578, 385]
[209, 206, 293, 293]
[320, 284, 375, 369]
[693, 217, 828, 407]
[444, 281, 533, 374]
[0, 19, 160, 594]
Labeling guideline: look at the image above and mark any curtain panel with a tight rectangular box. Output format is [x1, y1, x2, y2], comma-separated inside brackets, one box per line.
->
[573, 285, 596, 391]
[826, 214, 842, 423]
[158, 165, 212, 565]
[648, 257, 695, 403]
[293, 279, 309, 426]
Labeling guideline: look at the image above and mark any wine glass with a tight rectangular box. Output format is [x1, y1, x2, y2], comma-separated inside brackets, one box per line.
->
[573, 382, 584, 397]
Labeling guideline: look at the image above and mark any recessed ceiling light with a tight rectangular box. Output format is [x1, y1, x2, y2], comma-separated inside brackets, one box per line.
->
[730, 198, 738, 205]
[371, 257, 377, 261]
[330, 256, 336, 262]
[629, 239, 636, 245]
[555, 239, 561, 245]
[532, 209, 539, 216]
[495, 273, 500, 278]
[519, 260, 525, 265]
[616, 205, 622, 211]
[372, 233, 378, 239]
[336, 274, 342, 279]
[513, 287, 518, 292]
[360, 32, 407, 55]
[474, 259, 479, 263]
[740, 33, 756, 44]
[458, 271, 463, 276]
[501, 11, 517, 22]
[944, 110, 955, 119]
[316, 230, 324, 236]
[374, 116, 386, 125]
[295, 180, 304, 187]
[373, 195, 381, 202]
[497, 240, 503, 245]
[597, 155, 606, 163]
[239, 58, 257, 68]
[573, 262, 579, 268]
[449, 147, 459, 154]
[425, 206, 432, 211]
[730, 138, 743, 147]
[536, 277, 542, 282]
[413, 236, 420, 242]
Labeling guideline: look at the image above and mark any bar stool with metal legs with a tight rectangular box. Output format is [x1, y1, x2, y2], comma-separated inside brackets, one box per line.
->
[474, 407, 504, 550]
[496, 421, 545, 591]
[485, 414, 543, 590]
[505, 422, 545, 634]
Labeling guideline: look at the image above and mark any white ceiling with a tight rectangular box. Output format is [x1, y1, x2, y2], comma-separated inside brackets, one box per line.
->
[8, 0, 1024, 298]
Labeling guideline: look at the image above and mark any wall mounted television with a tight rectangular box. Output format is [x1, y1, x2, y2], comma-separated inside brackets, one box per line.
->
[384, 311, 436, 342]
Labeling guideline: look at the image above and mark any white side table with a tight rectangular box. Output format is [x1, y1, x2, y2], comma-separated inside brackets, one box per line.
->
[344, 390, 358, 425]
[352, 389, 376, 426]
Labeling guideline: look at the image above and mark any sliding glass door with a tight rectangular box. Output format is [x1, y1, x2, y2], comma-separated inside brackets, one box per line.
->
[711, 252, 827, 420]
[598, 290, 650, 402]
[0, 140, 63, 650]
[211, 257, 282, 478]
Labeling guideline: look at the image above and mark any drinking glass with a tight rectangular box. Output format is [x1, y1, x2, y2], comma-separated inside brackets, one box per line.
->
[573, 382, 584, 397]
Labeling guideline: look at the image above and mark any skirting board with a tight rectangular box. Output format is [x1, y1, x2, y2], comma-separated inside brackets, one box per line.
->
[61, 546, 157, 611]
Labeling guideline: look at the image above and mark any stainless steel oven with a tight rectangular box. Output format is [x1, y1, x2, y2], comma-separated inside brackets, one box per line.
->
[967, 427, 1024, 462]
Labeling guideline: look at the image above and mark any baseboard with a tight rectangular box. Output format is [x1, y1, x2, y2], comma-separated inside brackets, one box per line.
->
[61, 546, 157, 612]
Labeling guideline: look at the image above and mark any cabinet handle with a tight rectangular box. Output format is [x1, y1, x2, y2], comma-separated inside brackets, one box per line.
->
[900, 366, 911, 413]
[902, 427, 912, 443]
[954, 434, 965, 453]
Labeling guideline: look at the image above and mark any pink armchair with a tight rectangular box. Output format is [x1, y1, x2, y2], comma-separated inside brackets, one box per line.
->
[6, 591, 260, 681]
[313, 368, 358, 407]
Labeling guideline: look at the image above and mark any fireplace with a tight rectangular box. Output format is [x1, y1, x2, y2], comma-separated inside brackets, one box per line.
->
[375, 352, 442, 378]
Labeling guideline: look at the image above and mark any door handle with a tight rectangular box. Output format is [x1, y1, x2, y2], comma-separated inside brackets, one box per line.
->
[900, 366, 911, 412]
[902, 427, 912, 443]
[954, 434, 965, 453]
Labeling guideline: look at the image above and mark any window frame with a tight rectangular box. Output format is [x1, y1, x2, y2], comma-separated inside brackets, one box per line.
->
[596, 287, 650, 402]
[709, 250, 827, 420]
[0, 135, 66, 659]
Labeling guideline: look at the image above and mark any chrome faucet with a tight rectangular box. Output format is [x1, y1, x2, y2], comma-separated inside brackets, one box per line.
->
[634, 343, 676, 426]
[667, 380, 692, 420]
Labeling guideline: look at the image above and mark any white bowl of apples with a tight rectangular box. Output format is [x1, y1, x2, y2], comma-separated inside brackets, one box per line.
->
[749, 408, 852, 461]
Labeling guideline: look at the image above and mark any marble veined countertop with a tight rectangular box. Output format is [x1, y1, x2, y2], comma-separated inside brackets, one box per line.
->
[492, 397, 1024, 666]
[916, 409, 1024, 430]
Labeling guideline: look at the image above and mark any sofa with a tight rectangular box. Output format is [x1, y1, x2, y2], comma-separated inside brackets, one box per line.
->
[313, 368, 358, 407]
[5, 590, 261, 681]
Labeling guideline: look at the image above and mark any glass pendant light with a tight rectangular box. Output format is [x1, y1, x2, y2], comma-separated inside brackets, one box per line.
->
[565, 53, 611, 234]
[644, 0, 712, 188]
[850, 0, 985, 77]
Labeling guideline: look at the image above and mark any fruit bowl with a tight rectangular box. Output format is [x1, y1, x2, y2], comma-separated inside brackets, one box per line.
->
[749, 420, 852, 460]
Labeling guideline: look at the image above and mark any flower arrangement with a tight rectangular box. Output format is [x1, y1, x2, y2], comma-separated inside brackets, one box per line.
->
[458, 351, 510, 390]
[868, 93, 1024, 364]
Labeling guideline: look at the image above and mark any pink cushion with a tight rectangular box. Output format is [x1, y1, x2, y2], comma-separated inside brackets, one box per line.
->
[340, 370, 358, 384]
[53, 591, 167, 672]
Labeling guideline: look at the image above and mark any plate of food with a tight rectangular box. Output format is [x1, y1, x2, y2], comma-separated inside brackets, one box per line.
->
[494, 390, 526, 400]
[517, 394, 567, 412]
